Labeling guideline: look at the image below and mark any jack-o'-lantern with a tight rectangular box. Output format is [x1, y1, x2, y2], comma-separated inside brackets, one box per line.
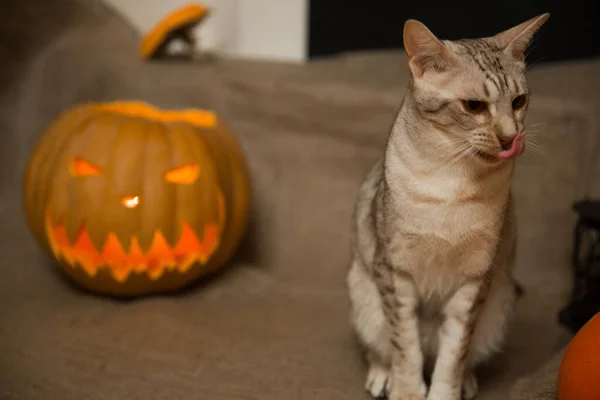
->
[23, 101, 251, 297]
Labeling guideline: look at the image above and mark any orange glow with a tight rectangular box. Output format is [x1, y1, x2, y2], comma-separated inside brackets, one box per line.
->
[70, 157, 103, 177]
[164, 164, 199, 184]
[90, 101, 217, 128]
[120, 196, 140, 208]
[44, 195, 225, 282]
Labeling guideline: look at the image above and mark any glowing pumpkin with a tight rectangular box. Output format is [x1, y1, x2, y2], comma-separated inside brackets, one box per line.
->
[558, 312, 600, 400]
[23, 101, 251, 297]
[140, 3, 211, 60]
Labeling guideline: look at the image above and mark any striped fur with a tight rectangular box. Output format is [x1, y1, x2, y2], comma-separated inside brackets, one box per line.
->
[347, 14, 549, 400]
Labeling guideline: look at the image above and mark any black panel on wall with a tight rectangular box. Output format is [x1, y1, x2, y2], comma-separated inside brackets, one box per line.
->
[308, 0, 600, 65]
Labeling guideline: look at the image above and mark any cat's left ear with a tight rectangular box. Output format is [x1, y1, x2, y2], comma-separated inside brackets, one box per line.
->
[492, 13, 550, 62]
[403, 19, 457, 78]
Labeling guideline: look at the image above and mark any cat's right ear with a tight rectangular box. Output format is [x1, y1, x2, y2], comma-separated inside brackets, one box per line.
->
[403, 20, 456, 78]
[492, 13, 550, 62]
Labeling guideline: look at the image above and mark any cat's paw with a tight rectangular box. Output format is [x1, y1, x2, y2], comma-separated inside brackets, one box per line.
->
[388, 377, 427, 400]
[365, 363, 391, 399]
[426, 382, 459, 400]
[462, 370, 478, 400]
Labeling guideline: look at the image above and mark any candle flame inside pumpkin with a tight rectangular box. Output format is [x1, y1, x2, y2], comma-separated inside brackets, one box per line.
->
[120, 196, 140, 209]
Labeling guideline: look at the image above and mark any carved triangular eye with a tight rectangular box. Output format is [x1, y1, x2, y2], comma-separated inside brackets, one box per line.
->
[164, 163, 199, 184]
[70, 157, 103, 177]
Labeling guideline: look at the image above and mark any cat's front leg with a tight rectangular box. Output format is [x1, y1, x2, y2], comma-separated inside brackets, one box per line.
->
[426, 279, 489, 400]
[378, 266, 427, 400]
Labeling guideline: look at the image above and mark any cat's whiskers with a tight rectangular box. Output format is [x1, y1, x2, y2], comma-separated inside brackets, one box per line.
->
[527, 122, 546, 129]
[526, 141, 548, 158]
[522, 130, 548, 158]
[428, 138, 469, 160]
[431, 142, 474, 174]
[436, 137, 471, 151]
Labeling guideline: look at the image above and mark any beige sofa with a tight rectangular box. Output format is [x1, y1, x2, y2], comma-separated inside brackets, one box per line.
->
[2, 1, 599, 399]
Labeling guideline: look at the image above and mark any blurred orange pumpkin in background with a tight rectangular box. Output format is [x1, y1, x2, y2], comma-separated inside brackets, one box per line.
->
[558, 312, 600, 400]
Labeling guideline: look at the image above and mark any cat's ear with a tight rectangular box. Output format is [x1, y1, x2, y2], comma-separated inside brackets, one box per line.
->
[492, 13, 550, 62]
[403, 19, 456, 78]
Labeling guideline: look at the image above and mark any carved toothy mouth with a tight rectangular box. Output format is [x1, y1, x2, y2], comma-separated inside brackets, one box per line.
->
[44, 209, 224, 283]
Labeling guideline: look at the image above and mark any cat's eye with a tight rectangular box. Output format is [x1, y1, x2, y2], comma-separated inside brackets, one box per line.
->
[462, 100, 487, 114]
[512, 94, 528, 110]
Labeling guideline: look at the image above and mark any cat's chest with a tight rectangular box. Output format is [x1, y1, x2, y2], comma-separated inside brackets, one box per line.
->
[399, 200, 501, 243]
[385, 203, 503, 288]
[388, 227, 499, 296]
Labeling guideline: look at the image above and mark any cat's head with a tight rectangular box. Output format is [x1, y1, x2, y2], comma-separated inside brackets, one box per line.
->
[403, 14, 549, 163]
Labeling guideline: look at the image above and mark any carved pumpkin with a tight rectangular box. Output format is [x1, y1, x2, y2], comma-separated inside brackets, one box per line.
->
[558, 312, 600, 400]
[140, 3, 211, 60]
[23, 101, 251, 297]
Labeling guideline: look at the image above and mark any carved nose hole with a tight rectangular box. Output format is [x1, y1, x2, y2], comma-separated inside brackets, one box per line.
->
[120, 195, 140, 209]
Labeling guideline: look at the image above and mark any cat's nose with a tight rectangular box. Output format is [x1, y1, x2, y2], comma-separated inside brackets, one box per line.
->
[495, 115, 517, 147]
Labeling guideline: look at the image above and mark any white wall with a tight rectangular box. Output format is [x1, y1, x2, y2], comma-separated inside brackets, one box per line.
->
[103, 0, 308, 62]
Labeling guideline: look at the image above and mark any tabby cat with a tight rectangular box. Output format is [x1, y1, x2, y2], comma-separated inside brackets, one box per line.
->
[347, 14, 549, 400]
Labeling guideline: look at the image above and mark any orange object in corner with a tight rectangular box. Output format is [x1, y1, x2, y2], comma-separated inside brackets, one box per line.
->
[140, 3, 210, 60]
[558, 312, 600, 400]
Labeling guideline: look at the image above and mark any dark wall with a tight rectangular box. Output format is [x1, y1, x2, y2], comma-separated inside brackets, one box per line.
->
[309, 0, 600, 65]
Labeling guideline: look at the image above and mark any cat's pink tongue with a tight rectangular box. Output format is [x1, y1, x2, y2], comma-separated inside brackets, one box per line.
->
[496, 133, 525, 160]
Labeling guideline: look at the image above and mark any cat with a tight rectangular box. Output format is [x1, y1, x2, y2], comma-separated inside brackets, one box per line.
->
[347, 14, 549, 400]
